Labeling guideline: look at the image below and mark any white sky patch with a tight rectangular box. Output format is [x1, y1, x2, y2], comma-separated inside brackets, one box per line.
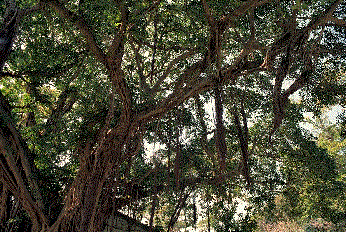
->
[57, 150, 71, 167]
[204, 98, 216, 138]
[144, 139, 166, 162]
[232, 198, 249, 221]
[303, 112, 314, 119]
[326, 105, 345, 123]
[300, 105, 346, 135]
[300, 113, 318, 135]
[289, 89, 302, 103]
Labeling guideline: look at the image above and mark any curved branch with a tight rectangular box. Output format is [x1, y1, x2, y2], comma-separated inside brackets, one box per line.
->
[43, 0, 107, 65]
[0, 92, 49, 230]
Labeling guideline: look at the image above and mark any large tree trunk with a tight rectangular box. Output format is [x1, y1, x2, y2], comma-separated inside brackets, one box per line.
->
[48, 114, 138, 231]
[0, 1, 137, 231]
[0, 3, 50, 231]
[0, 0, 18, 70]
[0, 184, 10, 230]
[0, 92, 49, 231]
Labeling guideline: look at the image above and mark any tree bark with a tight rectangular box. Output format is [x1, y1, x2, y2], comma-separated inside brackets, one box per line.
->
[167, 190, 191, 232]
[0, 184, 10, 230]
[214, 79, 228, 175]
[0, 0, 18, 70]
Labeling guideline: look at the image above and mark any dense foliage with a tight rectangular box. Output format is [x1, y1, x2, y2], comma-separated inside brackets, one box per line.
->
[0, 0, 345, 231]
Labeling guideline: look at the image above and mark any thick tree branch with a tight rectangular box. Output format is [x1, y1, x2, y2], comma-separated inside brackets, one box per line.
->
[139, 56, 264, 124]
[221, 0, 272, 31]
[108, 2, 128, 60]
[328, 16, 346, 27]
[43, 0, 107, 65]
[268, 1, 343, 137]
[151, 50, 196, 94]
[232, 107, 251, 186]
[304, 0, 344, 33]
[248, 8, 256, 41]
[129, 39, 150, 93]
[43, 87, 78, 135]
[139, 0, 270, 124]
[167, 189, 191, 232]
[0, 0, 18, 70]
[149, 12, 159, 84]
[214, 79, 227, 175]
[201, 0, 215, 27]
[0, 92, 49, 231]
[130, 0, 162, 26]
